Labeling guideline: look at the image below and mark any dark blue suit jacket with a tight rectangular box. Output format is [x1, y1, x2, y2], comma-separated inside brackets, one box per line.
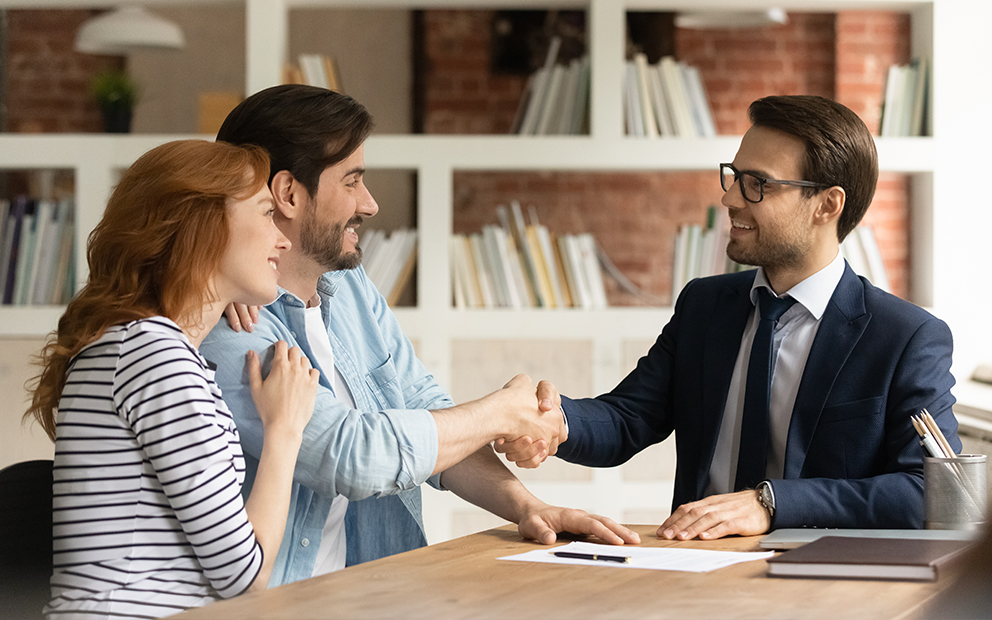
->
[557, 264, 959, 528]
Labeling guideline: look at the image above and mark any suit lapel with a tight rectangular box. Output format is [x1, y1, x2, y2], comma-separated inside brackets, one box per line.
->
[784, 266, 871, 478]
[696, 277, 753, 498]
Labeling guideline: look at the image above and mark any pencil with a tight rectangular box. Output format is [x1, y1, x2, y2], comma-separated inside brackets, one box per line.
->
[921, 409, 956, 457]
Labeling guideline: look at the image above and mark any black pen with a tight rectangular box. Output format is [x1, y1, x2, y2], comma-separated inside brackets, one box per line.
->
[552, 551, 631, 563]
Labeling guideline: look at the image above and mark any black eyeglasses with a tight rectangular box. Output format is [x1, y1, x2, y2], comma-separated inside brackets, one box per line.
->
[720, 163, 828, 204]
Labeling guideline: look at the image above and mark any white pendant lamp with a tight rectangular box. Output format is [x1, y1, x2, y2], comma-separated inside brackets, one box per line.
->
[75, 6, 185, 54]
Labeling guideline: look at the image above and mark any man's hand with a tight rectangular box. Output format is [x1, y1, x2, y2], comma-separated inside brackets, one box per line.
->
[494, 379, 567, 468]
[518, 502, 641, 546]
[657, 490, 771, 541]
[492, 375, 564, 457]
[224, 302, 260, 333]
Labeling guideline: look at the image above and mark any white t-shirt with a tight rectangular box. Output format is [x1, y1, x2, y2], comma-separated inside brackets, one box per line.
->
[304, 302, 354, 577]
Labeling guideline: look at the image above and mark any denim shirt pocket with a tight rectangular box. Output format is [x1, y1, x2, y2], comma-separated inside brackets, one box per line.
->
[365, 354, 403, 409]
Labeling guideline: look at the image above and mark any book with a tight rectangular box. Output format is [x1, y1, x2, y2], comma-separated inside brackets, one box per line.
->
[298, 53, 328, 89]
[857, 225, 891, 292]
[569, 56, 590, 134]
[658, 56, 695, 137]
[624, 61, 644, 137]
[518, 36, 561, 136]
[633, 53, 658, 138]
[647, 64, 674, 137]
[1, 197, 28, 304]
[760, 528, 981, 551]
[766, 536, 973, 581]
[450, 236, 468, 309]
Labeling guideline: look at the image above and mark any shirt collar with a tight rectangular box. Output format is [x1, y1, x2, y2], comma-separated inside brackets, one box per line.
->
[749, 251, 845, 321]
[271, 270, 346, 308]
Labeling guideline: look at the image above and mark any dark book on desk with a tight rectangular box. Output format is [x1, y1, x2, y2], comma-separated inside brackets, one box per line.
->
[766, 536, 973, 581]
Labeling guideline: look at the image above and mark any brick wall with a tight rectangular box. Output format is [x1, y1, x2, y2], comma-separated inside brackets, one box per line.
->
[677, 13, 837, 136]
[428, 10, 912, 303]
[3, 10, 124, 133]
[421, 10, 527, 135]
[835, 11, 911, 136]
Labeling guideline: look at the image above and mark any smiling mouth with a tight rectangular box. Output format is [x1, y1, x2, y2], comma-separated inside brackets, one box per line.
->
[732, 220, 755, 231]
[268, 259, 278, 271]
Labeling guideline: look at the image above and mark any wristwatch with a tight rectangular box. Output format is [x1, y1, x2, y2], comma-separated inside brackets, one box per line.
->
[756, 481, 775, 519]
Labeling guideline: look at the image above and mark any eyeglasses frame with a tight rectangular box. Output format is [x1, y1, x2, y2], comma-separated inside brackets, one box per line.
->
[720, 162, 829, 204]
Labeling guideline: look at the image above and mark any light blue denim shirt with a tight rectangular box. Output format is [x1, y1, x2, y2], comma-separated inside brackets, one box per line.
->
[200, 266, 451, 586]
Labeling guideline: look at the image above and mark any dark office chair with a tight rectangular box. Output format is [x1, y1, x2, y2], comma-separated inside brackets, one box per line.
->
[0, 459, 53, 620]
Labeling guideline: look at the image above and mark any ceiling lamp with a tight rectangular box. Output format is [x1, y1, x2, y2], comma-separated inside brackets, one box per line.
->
[676, 8, 788, 29]
[75, 6, 185, 54]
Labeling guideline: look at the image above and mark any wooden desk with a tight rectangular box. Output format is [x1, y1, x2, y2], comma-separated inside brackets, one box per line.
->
[175, 525, 947, 620]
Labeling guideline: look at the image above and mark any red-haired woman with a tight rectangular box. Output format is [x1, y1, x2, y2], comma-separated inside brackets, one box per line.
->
[25, 140, 319, 620]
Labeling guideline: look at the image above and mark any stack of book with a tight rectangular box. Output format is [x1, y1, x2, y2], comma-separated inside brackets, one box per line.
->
[284, 53, 342, 92]
[511, 37, 590, 136]
[625, 53, 716, 138]
[671, 206, 740, 298]
[879, 57, 928, 137]
[0, 196, 75, 306]
[840, 225, 890, 293]
[360, 228, 417, 306]
[450, 202, 608, 310]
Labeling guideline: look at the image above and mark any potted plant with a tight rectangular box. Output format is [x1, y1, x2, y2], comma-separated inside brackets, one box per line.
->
[90, 69, 138, 133]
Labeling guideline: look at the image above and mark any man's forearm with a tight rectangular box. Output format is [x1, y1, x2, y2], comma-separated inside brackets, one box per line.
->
[438, 445, 538, 523]
[430, 375, 560, 476]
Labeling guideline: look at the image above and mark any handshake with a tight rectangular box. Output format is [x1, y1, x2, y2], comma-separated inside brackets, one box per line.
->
[480, 374, 567, 469]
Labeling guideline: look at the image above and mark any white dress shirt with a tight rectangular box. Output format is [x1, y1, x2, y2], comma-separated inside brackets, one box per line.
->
[707, 252, 846, 495]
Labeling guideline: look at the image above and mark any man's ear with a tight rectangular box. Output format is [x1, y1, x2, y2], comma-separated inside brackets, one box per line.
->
[270, 170, 305, 219]
[813, 186, 846, 228]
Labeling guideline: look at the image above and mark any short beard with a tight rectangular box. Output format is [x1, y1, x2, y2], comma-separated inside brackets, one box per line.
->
[726, 236, 808, 270]
[300, 207, 363, 271]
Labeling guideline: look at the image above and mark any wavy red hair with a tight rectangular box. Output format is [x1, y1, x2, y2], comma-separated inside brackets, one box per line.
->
[25, 139, 270, 440]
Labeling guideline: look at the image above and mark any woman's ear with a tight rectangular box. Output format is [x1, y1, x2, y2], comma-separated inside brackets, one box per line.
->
[270, 170, 303, 219]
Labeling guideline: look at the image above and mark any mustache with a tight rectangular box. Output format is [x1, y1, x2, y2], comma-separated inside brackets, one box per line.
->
[346, 216, 364, 229]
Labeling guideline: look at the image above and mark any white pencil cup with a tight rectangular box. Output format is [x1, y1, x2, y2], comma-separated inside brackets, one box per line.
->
[924, 454, 988, 530]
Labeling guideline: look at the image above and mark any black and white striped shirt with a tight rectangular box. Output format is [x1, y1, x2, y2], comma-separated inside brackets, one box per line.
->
[46, 317, 262, 620]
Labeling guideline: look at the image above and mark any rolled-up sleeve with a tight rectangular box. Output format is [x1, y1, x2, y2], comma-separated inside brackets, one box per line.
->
[204, 320, 440, 501]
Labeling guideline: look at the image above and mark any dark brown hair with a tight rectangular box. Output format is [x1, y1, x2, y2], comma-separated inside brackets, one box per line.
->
[217, 84, 374, 198]
[25, 139, 270, 440]
[748, 95, 878, 242]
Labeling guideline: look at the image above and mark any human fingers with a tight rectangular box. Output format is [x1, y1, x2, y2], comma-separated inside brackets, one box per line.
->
[657, 500, 709, 540]
[236, 304, 256, 333]
[225, 304, 244, 332]
[509, 443, 549, 469]
[502, 373, 534, 390]
[246, 350, 262, 395]
[535, 380, 560, 412]
[560, 511, 640, 546]
[493, 435, 532, 454]
[517, 514, 558, 546]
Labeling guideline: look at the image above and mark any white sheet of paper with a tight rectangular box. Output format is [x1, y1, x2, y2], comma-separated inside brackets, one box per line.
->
[498, 541, 774, 573]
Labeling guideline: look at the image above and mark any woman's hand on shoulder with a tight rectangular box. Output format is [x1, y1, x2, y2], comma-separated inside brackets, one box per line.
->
[246, 341, 318, 440]
[224, 303, 261, 333]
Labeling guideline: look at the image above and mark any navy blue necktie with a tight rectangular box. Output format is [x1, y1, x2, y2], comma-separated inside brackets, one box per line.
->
[734, 287, 796, 491]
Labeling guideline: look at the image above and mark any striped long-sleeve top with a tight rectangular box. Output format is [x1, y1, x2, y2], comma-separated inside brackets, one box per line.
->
[45, 317, 263, 620]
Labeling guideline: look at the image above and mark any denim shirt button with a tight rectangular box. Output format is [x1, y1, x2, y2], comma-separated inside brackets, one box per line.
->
[291, 331, 297, 338]
[301, 538, 310, 547]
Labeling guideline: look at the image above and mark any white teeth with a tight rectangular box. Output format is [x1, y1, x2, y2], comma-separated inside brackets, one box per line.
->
[732, 221, 754, 230]
[268, 260, 278, 270]
[346, 227, 355, 234]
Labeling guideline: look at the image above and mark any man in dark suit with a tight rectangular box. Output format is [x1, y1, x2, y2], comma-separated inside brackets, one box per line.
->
[507, 95, 960, 540]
